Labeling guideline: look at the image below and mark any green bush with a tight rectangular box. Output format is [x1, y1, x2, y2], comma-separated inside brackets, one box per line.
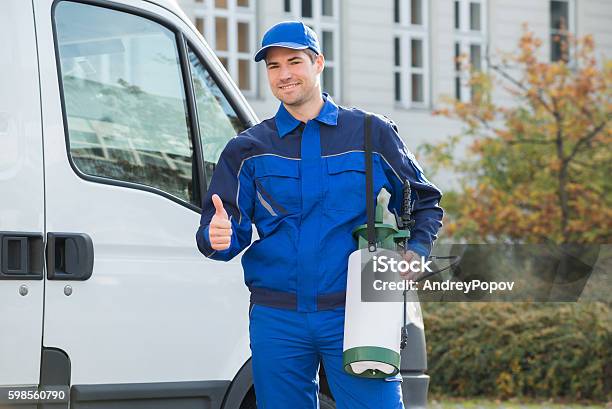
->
[422, 302, 611, 402]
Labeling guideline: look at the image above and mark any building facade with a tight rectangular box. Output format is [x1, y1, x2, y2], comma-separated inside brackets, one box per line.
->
[177, 0, 611, 190]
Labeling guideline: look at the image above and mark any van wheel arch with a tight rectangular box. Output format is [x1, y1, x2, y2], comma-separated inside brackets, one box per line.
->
[220, 358, 254, 409]
[225, 359, 336, 409]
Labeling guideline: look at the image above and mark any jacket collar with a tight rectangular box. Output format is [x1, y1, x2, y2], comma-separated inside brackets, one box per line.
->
[275, 92, 339, 138]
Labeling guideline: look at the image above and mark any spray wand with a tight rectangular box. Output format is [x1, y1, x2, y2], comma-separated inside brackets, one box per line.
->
[398, 181, 415, 350]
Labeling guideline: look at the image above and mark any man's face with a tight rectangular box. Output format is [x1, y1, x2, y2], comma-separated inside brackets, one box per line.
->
[265, 47, 324, 107]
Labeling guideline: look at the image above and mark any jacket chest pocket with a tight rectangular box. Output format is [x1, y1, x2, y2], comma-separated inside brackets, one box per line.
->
[324, 154, 367, 212]
[254, 159, 301, 216]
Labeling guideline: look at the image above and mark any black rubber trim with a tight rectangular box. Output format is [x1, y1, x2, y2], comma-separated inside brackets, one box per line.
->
[70, 381, 230, 409]
[38, 348, 232, 409]
[178, 32, 206, 205]
[39, 347, 71, 409]
[40, 348, 71, 386]
[254, 179, 288, 215]
[50, 0, 253, 214]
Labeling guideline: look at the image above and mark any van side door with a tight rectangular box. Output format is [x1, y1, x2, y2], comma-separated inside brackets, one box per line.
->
[0, 0, 45, 397]
[34, 0, 256, 405]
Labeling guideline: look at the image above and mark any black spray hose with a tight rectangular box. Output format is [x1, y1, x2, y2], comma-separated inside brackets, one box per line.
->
[414, 255, 462, 282]
[399, 182, 461, 349]
[400, 181, 414, 350]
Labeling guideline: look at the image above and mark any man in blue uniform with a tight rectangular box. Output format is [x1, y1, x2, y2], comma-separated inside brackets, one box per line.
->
[196, 21, 443, 409]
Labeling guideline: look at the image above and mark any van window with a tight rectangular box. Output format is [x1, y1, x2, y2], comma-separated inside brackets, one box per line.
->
[54, 1, 197, 205]
[187, 47, 247, 189]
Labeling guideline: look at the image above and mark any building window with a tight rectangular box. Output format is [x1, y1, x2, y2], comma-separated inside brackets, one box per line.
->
[193, 0, 256, 95]
[550, 0, 574, 62]
[454, 0, 487, 102]
[285, 0, 340, 100]
[393, 0, 430, 108]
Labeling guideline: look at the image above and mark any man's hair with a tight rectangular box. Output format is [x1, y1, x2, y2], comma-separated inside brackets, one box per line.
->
[302, 49, 318, 64]
[265, 48, 319, 64]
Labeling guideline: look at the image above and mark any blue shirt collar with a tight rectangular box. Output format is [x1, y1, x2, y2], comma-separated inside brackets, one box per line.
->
[275, 93, 339, 138]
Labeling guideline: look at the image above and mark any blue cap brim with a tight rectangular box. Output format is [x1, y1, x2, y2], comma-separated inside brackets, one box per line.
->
[254, 42, 310, 62]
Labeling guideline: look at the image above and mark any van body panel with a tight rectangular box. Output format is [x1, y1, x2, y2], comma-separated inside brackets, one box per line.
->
[33, 0, 253, 386]
[0, 0, 45, 386]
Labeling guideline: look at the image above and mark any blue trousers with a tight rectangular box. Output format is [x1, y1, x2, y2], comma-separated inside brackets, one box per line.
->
[249, 304, 405, 409]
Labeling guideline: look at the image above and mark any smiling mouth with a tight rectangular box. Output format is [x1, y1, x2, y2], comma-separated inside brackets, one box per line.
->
[279, 83, 300, 90]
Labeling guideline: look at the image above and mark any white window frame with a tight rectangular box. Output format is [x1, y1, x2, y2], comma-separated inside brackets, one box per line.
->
[284, 0, 341, 101]
[193, 0, 257, 97]
[393, 0, 430, 109]
[453, 0, 487, 103]
[550, 0, 576, 63]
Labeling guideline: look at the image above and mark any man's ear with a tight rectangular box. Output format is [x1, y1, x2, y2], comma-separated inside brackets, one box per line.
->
[315, 53, 325, 74]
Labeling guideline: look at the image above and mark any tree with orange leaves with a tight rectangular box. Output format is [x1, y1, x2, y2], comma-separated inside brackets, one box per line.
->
[423, 24, 611, 244]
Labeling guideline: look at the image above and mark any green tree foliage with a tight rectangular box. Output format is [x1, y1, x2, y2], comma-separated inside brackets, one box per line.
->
[422, 25, 611, 244]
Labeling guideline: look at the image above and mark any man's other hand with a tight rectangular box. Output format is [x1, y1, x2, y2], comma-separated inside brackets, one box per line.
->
[399, 250, 421, 282]
[209, 194, 232, 251]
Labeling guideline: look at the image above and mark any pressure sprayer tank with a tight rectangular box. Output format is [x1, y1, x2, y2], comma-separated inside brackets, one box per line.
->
[343, 203, 414, 378]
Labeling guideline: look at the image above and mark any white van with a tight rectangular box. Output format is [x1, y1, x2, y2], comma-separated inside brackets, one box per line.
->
[0, 1, 429, 408]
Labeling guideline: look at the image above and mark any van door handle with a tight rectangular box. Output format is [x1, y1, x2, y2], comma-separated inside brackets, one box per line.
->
[47, 233, 94, 281]
[0, 232, 44, 280]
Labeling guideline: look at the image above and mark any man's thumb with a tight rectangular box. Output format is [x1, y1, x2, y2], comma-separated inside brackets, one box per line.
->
[212, 194, 228, 218]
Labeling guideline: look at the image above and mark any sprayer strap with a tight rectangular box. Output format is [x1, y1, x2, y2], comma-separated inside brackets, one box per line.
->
[365, 113, 376, 252]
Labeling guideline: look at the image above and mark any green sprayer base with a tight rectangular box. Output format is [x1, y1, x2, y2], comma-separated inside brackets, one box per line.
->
[343, 346, 401, 378]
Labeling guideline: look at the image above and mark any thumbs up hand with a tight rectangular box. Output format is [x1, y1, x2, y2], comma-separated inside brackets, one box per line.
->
[209, 194, 232, 251]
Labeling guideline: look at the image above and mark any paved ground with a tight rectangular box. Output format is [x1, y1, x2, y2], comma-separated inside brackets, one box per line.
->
[427, 398, 609, 409]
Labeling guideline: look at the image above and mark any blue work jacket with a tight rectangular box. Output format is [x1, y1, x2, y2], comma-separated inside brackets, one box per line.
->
[196, 94, 443, 312]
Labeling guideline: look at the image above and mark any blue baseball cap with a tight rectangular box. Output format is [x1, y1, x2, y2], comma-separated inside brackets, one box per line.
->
[254, 21, 321, 62]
